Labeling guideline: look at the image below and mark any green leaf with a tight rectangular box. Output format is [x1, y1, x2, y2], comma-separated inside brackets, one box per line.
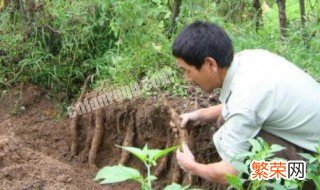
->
[307, 163, 317, 172]
[257, 137, 266, 145]
[164, 183, 182, 190]
[164, 183, 190, 190]
[143, 144, 149, 155]
[117, 145, 147, 162]
[151, 0, 161, 4]
[249, 139, 262, 152]
[94, 165, 141, 184]
[233, 152, 255, 160]
[146, 175, 157, 182]
[231, 162, 249, 175]
[307, 173, 320, 189]
[284, 179, 299, 189]
[270, 144, 285, 153]
[264, 182, 287, 190]
[226, 174, 243, 189]
[148, 146, 179, 162]
[299, 153, 317, 163]
[270, 157, 286, 162]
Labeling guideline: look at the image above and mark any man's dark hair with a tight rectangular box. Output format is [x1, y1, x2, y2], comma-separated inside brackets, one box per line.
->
[172, 21, 234, 70]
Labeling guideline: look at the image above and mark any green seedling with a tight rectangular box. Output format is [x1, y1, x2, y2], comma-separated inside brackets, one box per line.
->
[94, 144, 187, 190]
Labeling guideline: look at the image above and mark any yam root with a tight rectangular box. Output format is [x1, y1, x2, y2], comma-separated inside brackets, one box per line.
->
[171, 138, 183, 183]
[163, 96, 193, 184]
[82, 111, 94, 158]
[119, 111, 135, 165]
[70, 75, 91, 155]
[154, 134, 172, 177]
[88, 107, 105, 167]
[162, 97, 189, 144]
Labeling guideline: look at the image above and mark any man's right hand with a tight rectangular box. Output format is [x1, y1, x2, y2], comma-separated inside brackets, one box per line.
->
[179, 110, 201, 128]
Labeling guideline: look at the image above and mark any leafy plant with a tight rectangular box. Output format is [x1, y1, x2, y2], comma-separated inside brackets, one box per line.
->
[94, 144, 183, 190]
[164, 183, 191, 190]
[299, 139, 320, 189]
[227, 137, 320, 190]
[140, 66, 187, 97]
[227, 138, 288, 190]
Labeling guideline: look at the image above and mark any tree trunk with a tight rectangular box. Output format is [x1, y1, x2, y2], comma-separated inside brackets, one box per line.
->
[277, 0, 287, 40]
[299, 0, 309, 44]
[166, 0, 182, 38]
[253, 0, 262, 30]
[299, 0, 306, 27]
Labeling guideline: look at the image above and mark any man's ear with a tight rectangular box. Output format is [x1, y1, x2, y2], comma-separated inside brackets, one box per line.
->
[204, 57, 218, 72]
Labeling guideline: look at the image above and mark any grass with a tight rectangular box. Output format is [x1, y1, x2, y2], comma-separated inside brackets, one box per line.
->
[0, 0, 319, 104]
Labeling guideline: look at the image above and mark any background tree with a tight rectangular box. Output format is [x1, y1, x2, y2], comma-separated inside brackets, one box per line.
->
[299, 0, 306, 27]
[253, 0, 263, 30]
[166, 0, 182, 38]
[277, 0, 287, 39]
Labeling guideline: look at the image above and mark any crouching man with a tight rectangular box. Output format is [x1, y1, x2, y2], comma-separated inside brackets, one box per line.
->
[172, 21, 320, 187]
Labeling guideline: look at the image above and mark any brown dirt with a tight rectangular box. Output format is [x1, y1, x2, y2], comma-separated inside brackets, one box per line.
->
[0, 84, 223, 190]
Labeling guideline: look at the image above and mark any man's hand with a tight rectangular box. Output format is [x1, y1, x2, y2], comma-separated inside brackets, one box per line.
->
[176, 143, 195, 174]
[177, 144, 238, 184]
[179, 110, 201, 128]
[216, 114, 225, 128]
[179, 105, 223, 129]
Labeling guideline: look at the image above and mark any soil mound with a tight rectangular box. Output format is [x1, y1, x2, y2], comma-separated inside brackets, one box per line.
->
[0, 85, 222, 189]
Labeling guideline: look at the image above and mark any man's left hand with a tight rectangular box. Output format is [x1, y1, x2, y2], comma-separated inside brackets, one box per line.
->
[176, 143, 195, 174]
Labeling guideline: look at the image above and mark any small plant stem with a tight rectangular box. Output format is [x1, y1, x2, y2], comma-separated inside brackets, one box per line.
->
[145, 162, 152, 190]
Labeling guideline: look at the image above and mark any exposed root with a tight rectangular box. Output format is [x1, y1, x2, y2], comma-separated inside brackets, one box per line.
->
[70, 75, 92, 155]
[167, 115, 183, 183]
[154, 134, 172, 177]
[162, 97, 189, 144]
[171, 138, 183, 184]
[116, 113, 121, 135]
[67, 92, 220, 188]
[163, 96, 193, 185]
[187, 97, 200, 186]
[187, 129, 196, 186]
[81, 111, 94, 158]
[88, 107, 105, 167]
[116, 111, 127, 135]
[119, 111, 136, 165]
[70, 117, 79, 155]
[77, 76, 92, 103]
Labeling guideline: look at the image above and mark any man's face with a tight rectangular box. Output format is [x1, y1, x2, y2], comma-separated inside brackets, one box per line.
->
[176, 58, 222, 92]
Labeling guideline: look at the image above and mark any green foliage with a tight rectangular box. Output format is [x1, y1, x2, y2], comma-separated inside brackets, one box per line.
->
[299, 139, 320, 189]
[227, 0, 320, 80]
[227, 138, 320, 190]
[140, 66, 187, 97]
[116, 144, 179, 167]
[163, 183, 190, 190]
[226, 174, 244, 190]
[0, 0, 176, 100]
[0, 0, 319, 103]
[95, 165, 141, 184]
[227, 138, 288, 190]
[94, 144, 182, 190]
[214, 0, 256, 22]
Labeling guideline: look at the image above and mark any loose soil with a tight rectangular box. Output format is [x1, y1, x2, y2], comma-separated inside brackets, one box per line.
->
[0, 84, 224, 190]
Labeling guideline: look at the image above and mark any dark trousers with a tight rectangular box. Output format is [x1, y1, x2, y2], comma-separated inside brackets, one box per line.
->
[257, 130, 314, 160]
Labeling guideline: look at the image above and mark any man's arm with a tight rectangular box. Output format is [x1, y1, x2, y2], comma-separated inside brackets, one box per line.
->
[197, 104, 222, 123]
[176, 143, 238, 185]
[180, 104, 222, 128]
[189, 161, 238, 184]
